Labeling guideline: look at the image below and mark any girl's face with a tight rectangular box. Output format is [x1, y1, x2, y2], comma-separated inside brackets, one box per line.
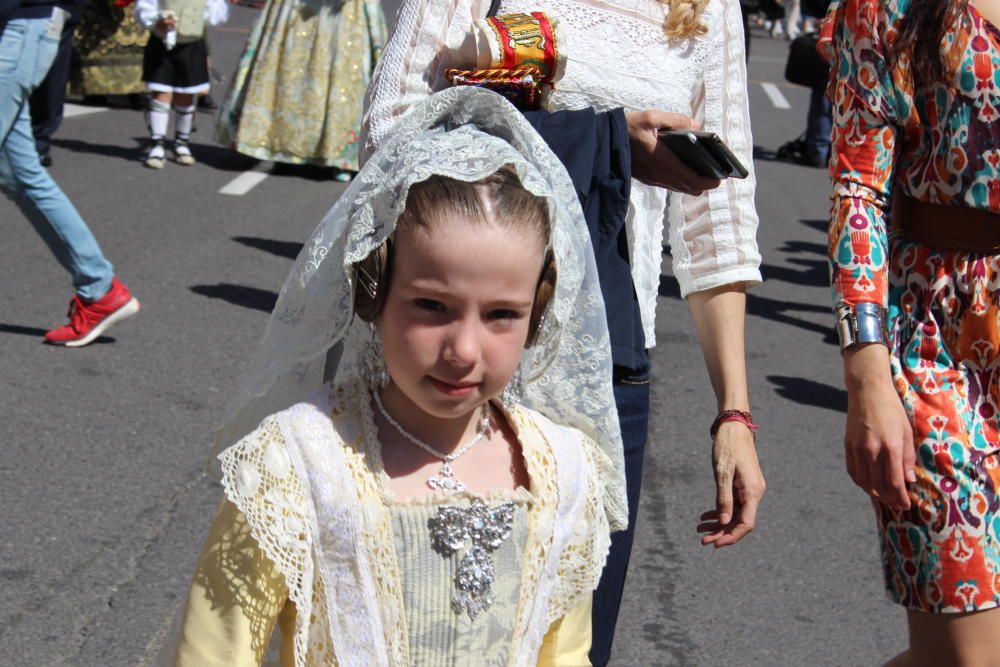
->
[377, 214, 546, 423]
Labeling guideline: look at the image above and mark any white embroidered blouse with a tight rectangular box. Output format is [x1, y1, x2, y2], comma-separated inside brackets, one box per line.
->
[362, 0, 762, 346]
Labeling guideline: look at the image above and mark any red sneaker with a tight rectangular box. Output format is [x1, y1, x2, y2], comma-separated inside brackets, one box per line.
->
[44, 277, 141, 347]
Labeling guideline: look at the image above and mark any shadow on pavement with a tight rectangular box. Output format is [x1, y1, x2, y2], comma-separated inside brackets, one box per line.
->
[182, 142, 259, 172]
[747, 294, 836, 341]
[268, 162, 353, 182]
[779, 239, 826, 255]
[0, 323, 49, 336]
[51, 137, 141, 163]
[52, 137, 259, 173]
[0, 322, 115, 344]
[232, 236, 303, 259]
[767, 374, 847, 412]
[760, 258, 829, 288]
[190, 283, 277, 312]
[800, 218, 827, 233]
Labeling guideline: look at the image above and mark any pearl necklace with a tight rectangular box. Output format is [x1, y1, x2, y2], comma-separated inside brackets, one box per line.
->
[372, 390, 491, 492]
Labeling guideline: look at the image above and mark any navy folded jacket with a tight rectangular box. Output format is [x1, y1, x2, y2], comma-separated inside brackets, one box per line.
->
[522, 107, 649, 373]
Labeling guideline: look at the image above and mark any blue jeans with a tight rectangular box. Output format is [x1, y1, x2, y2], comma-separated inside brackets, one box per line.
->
[0, 12, 113, 301]
[805, 84, 832, 158]
[590, 369, 651, 667]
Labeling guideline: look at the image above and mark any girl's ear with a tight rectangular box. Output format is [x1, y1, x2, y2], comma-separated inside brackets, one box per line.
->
[353, 241, 392, 322]
[526, 250, 556, 347]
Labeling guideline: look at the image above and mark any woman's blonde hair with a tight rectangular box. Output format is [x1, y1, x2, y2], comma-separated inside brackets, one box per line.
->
[661, 0, 709, 40]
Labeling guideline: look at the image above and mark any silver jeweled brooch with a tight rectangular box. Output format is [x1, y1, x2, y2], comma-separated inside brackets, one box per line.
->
[427, 499, 516, 619]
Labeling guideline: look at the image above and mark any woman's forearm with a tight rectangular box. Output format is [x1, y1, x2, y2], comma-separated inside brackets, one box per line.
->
[687, 283, 750, 412]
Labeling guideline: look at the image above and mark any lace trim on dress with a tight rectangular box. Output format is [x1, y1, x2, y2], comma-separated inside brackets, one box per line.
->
[327, 383, 412, 665]
[220, 380, 611, 666]
[218, 416, 322, 667]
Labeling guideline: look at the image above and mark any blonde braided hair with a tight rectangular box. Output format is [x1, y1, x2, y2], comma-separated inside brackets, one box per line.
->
[661, 0, 709, 39]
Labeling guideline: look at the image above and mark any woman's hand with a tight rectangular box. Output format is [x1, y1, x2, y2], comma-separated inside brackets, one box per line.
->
[687, 284, 764, 548]
[699, 421, 766, 547]
[843, 344, 916, 510]
[625, 110, 721, 195]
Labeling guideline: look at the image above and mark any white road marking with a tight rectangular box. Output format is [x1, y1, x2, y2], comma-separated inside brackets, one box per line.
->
[63, 103, 108, 118]
[219, 161, 274, 196]
[761, 82, 791, 109]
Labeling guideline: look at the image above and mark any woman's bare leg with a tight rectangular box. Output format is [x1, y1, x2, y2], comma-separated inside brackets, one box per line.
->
[886, 608, 1000, 667]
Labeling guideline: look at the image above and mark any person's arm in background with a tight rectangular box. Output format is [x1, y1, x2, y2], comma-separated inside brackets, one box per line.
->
[673, 0, 765, 547]
[821, 0, 914, 512]
[360, 0, 481, 162]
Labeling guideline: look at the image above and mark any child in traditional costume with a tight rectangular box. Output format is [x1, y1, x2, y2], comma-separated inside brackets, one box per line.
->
[133, 0, 227, 167]
[159, 87, 626, 666]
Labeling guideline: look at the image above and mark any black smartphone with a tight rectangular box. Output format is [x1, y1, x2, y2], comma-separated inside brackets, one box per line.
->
[657, 129, 749, 180]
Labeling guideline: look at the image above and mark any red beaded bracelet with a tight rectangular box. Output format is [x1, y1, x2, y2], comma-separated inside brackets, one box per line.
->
[710, 409, 759, 440]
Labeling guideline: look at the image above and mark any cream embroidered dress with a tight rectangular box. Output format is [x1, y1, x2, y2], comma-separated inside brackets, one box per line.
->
[362, 0, 762, 345]
[214, 0, 386, 169]
[165, 381, 611, 666]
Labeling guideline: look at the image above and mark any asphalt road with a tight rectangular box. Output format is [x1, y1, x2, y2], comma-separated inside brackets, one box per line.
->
[0, 9, 905, 667]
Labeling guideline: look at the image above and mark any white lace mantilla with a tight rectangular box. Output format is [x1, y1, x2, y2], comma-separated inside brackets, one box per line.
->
[362, 0, 762, 345]
[219, 88, 627, 533]
[218, 381, 611, 667]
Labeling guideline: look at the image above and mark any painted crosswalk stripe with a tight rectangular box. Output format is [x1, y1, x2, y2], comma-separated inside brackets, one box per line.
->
[219, 162, 273, 196]
[760, 82, 791, 109]
[63, 103, 108, 118]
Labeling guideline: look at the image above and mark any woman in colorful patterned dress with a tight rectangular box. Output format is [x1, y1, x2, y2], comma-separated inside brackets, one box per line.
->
[213, 0, 385, 175]
[821, 0, 1000, 663]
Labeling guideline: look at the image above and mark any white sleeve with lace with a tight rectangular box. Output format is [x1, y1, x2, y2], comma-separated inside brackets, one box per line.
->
[669, 0, 762, 298]
[360, 0, 487, 161]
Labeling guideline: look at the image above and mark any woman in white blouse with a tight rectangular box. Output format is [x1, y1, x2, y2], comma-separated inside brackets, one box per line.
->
[361, 0, 764, 662]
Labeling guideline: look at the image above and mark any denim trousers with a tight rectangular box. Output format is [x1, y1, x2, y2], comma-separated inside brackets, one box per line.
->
[0, 12, 113, 301]
[805, 84, 833, 157]
[590, 368, 651, 667]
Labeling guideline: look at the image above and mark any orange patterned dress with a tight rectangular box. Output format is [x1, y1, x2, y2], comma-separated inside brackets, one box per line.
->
[822, 0, 1000, 613]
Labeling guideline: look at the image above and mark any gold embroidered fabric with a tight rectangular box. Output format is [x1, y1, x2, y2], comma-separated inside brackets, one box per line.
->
[70, 1, 148, 95]
[214, 0, 387, 169]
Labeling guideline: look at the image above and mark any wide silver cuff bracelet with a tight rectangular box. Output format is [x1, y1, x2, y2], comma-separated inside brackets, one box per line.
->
[835, 303, 889, 350]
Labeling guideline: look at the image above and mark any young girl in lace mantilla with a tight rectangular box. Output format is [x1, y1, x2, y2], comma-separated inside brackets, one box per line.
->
[160, 87, 626, 667]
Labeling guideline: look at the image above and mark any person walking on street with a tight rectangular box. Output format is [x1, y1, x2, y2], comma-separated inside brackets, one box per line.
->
[1, 0, 140, 346]
[822, 0, 1000, 664]
[27, 0, 81, 166]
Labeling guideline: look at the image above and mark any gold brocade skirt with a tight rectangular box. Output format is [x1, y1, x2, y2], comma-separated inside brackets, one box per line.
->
[215, 0, 386, 170]
[70, 0, 148, 96]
